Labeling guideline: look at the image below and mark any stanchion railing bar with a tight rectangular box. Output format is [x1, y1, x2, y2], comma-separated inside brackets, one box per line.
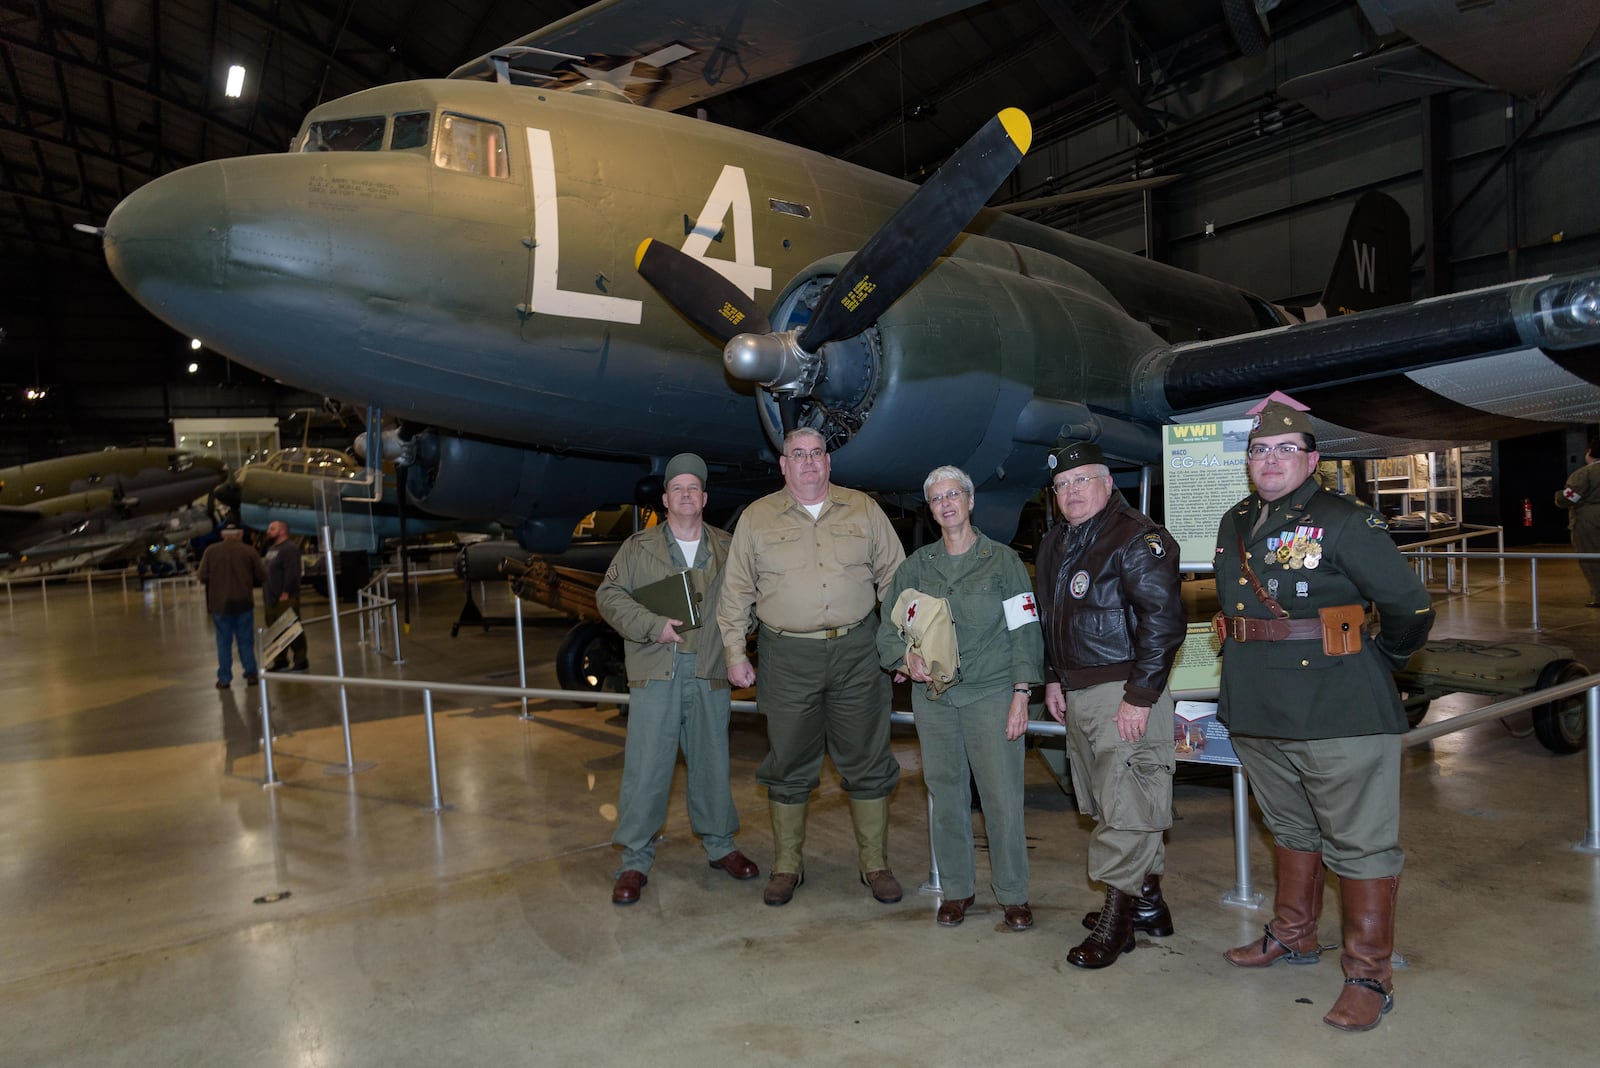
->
[390, 596, 404, 665]
[321, 524, 360, 775]
[514, 595, 530, 721]
[1531, 558, 1540, 631]
[1580, 686, 1600, 855]
[257, 626, 281, 789]
[920, 791, 943, 896]
[1220, 766, 1262, 908]
[423, 689, 448, 812]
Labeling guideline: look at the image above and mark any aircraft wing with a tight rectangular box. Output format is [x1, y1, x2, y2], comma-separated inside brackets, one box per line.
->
[1278, 44, 1489, 121]
[1150, 270, 1600, 454]
[448, 0, 988, 110]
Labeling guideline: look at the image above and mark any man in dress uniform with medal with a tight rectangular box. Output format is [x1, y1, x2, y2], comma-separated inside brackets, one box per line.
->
[1213, 396, 1435, 1032]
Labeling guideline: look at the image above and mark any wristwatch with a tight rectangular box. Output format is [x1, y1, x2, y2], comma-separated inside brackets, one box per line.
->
[1012, 685, 1033, 696]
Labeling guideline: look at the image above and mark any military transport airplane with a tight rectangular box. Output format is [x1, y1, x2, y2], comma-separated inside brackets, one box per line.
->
[98, 5, 1600, 548]
[0, 447, 226, 564]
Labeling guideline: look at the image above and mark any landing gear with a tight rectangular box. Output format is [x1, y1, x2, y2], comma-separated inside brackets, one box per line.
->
[555, 620, 627, 694]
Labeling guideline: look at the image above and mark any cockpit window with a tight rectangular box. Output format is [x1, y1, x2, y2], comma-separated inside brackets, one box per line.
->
[302, 116, 386, 152]
[391, 111, 431, 150]
[435, 113, 509, 178]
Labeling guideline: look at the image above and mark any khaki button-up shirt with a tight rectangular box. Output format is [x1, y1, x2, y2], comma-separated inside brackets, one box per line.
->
[717, 484, 905, 666]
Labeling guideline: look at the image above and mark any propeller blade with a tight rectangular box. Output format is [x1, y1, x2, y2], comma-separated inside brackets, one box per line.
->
[797, 107, 1031, 350]
[634, 237, 772, 342]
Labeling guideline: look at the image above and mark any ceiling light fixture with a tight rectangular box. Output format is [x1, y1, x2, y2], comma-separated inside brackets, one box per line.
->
[225, 65, 246, 98]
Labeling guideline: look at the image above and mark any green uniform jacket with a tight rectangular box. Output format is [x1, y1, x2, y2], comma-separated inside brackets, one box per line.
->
[595, 523, 732, 689]
[1555, 459, 1600, 534]
[1215, 477, 1435, 739]
[874, 531, 1043, 708]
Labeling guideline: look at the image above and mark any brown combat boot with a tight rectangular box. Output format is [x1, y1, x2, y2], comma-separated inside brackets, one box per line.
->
[1225, 846, 1326, 967]
[1067, 885, 1136, 969]
[1082, 872, 1174, 937]
[1323, 875, 1399, 1032]
[763, 800, 806, 907]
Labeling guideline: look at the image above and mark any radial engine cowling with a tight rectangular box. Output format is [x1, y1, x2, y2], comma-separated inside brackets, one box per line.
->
[757, 248, 1165, 491]
[404, 432, 645, 551]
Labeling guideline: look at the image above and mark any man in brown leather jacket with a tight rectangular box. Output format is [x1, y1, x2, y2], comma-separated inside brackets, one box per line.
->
[1035, 441, 1185, 970]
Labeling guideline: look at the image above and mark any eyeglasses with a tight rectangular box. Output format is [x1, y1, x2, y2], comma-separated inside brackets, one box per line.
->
[1245, 443, 1305, 460]
[1052, 474, 1102, 492]
[928, 489, 966, 505]
[786, 447, 825, 462]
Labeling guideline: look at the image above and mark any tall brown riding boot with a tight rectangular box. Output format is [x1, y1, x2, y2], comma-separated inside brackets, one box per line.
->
[1225, 846, 1326, 967]
[1082, 872, 1174, 937]
[1067, 884, 1136, 969]
[1323, 875, 1399, 1032]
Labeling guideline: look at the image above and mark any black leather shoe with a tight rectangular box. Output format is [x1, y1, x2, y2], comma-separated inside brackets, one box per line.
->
[1082, 873, 1174, 937]
[215, 680, 230, 689]
[708, 849, 759, 880]
[936, 895, 975, 927]
[612, 870, 647, 905]
[1068, 887, 1136, 969]
[245, 674, 260, 686]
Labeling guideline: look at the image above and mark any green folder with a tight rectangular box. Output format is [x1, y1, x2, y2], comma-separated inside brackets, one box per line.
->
[633, 568, 705, 630]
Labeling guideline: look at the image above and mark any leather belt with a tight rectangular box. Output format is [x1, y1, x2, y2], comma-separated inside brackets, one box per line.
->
[1219, 615, 1325, 642]
[765, 618, 866, 640]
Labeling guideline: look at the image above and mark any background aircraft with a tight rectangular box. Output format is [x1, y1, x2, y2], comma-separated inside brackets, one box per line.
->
[97, 11, 1600, 548]
[1278, 0, 1600, 118]
[0, 447, 225, 566]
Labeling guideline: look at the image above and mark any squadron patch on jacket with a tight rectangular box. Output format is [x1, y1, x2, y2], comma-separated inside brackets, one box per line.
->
[1144, 533, 1166, 557]
[1069, 570, 1091, 599]
[1365, 513, 1388, 529]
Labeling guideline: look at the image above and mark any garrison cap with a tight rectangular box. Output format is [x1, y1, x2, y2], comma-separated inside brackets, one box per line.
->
[1249, 400, 1315, 441]
[1047, 440, 1104, 474]
[663, 452, 708, 488]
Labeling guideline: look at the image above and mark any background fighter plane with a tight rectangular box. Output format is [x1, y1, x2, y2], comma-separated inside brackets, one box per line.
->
[0, 446, 225, 566]
[98, 11, 1600, 549]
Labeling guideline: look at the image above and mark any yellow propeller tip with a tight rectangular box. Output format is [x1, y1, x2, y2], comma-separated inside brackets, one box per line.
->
[998, 107, 1032, 155]
[633, 237, 653, 270]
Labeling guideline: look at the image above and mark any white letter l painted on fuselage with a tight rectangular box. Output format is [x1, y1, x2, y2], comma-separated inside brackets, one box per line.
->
[527, 127, 643, 325]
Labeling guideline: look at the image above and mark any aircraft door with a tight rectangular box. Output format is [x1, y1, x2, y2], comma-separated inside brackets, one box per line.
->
[427, 112, 531, 325]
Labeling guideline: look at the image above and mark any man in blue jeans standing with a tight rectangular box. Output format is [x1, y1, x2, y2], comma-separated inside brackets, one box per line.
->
[198, 518, 266, 688]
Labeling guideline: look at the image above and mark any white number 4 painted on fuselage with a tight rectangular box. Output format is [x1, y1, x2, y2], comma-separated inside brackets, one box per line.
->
[525, 127, 771, 324]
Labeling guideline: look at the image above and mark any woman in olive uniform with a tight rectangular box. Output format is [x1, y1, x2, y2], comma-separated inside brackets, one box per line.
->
[876, 465, 1043, 931]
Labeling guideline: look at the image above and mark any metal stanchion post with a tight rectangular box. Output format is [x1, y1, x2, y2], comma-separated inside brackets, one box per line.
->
[390, 597, 404, 665]
[1576, 685, 1600, 855]
[515, 595, 531, 720]
[423, 689, 450, 813]
[357, 589, 368, 647]
[917, 790, 943, 896]
[1220, 765, 1263, 908]
[322, 524, 373, 775]
[258, 626, 282, 789]
[1531, 559, 1540, 631]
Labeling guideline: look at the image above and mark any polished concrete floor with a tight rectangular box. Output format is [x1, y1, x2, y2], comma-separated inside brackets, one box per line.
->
[1, 554, 1596, 1067]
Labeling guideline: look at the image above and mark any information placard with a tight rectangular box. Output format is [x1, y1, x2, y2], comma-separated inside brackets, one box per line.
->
[1162, 419, 1253, 569]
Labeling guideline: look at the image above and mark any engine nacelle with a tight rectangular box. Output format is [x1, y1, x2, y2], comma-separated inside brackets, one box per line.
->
[404, 432, 645, 551]
[757, 247, 1166, 492]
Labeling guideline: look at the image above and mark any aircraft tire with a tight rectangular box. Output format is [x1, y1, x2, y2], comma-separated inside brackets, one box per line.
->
[1531, 658, 1588, 754]
[555, 620, 627, 694]
[1223, 0, 1267, 57]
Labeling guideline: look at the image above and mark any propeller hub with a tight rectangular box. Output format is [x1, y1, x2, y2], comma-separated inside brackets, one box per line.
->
[724, 329, 820, 393]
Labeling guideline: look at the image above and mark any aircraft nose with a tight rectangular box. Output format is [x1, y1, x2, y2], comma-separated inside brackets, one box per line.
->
[104, 161, 228, 315]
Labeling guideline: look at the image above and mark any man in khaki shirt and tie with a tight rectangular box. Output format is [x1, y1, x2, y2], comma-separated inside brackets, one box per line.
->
[718, 427, 906, 907]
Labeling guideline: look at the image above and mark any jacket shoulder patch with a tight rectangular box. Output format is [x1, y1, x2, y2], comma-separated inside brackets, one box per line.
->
[1144, 532, 1167, 557]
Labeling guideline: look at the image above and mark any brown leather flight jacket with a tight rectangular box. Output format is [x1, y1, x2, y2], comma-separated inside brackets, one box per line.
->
[1035, 493, 1186, 707]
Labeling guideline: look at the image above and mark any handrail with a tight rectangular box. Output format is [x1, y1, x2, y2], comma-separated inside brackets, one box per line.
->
[1402, 547, 1600, 629]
